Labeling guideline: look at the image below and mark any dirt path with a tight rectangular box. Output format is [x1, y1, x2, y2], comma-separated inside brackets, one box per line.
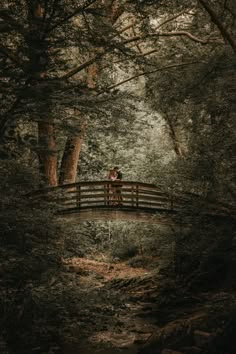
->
[62, 256, 159, 354]
[61, 256, 236, 354]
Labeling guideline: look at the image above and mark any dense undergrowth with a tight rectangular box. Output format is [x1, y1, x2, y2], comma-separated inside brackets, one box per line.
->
[0, 161, 65, 353]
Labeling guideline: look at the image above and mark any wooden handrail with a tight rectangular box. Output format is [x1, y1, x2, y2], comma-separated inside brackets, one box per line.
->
[30, 180, 174, 211]
[29, 180, 235, 219]
[30, 180, 159, 196]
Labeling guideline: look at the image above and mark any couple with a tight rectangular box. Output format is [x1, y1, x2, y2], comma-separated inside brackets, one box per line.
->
[108, 166, 123, 206]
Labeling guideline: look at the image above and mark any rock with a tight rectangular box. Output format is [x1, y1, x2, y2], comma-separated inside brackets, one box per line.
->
[194, 330, 214, 347]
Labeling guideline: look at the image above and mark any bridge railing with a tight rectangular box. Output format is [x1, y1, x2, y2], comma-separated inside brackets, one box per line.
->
[29, 180, 236, 218]
[32, 181, 175, 212]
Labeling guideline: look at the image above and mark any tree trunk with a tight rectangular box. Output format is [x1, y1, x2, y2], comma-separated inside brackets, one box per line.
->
[58, 54, 95, 185]
[26, 1, 58, 186]
[38, 122, 58, 186]
[165, 115, 186, 158]
[38, 1, 124, 186]
[59, 135, 84, 185]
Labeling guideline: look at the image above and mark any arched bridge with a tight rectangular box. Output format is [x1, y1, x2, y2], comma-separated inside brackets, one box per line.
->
[31, 181, 234, 224]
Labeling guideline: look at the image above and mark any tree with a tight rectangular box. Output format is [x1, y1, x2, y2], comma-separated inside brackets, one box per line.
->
[3, 0, 235, 186]
[0, 0, 147, 185]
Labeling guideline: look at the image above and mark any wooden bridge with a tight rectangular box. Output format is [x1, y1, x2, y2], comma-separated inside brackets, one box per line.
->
[31, 181, 235, 224]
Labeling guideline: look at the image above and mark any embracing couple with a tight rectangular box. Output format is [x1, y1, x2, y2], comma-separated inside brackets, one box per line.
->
[108, 166, 123, 206]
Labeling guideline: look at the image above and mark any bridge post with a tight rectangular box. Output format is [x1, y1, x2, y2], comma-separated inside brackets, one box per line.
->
[136, 185, 139, 207]
[76, 185, 81, 208]
[105, 183, 110, 206]
[131, 185, 134, 207]
[170, 185, 174, 210]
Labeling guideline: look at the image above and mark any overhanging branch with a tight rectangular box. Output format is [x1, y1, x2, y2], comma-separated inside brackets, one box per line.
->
[156, 8, 194, 29]
[61, 50, 105, 80]
[97, 61, 203, 95]
[123, 31, 210, 45]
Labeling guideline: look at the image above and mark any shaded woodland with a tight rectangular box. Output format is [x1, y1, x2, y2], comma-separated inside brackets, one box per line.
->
[0, 1, 236, 353]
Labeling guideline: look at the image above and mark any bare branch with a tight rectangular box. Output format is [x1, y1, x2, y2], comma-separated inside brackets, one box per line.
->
[99, 48, 159, 71]
[61, 28, 211, 81]
[132, 26, 143, 53]
[61, 45, 157, 81]
[123, 31, 210, 45]
[61, 26, 217, 81]
[156, 8, 194, 29]
[61, 50, 105, 80]
[98, 61, 203, 95]
[119, 23, 136, 34]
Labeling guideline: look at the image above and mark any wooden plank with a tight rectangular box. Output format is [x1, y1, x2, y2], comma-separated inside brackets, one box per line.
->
[55, 193, 170, 204]
[138, 189, 168, 197]
[58, 199, 170, 209]
[64, 188, 166, 197]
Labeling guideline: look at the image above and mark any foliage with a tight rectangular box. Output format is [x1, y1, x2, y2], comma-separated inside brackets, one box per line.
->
[0, 1, 236, 352]
[171, 219, 236, 291]
[0, 0, 152, 163]
[0, 161, 64, 353]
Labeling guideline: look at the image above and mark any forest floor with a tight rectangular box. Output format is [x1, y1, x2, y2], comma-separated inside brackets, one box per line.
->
[61, 256, 236, 354]
[62, 255, 160, 354]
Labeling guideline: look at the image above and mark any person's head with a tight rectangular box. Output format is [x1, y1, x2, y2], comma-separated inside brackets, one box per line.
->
[114, 166, 120, 171]
[109, 168, 116, 176]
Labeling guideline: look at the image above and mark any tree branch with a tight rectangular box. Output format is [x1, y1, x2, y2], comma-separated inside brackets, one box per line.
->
[123, 31, 210, 45]
[118, 22, 136, 34]
[117, 9, 192, 36]
[61, 50, 105, 80]
[132, 26, 143, 53]
[156, 8, 193, 29]
[47, 0, 98, 33]
[198, 0, 236, 54]
[61, 29, 211, 81]
[97, 61, 203, 95]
